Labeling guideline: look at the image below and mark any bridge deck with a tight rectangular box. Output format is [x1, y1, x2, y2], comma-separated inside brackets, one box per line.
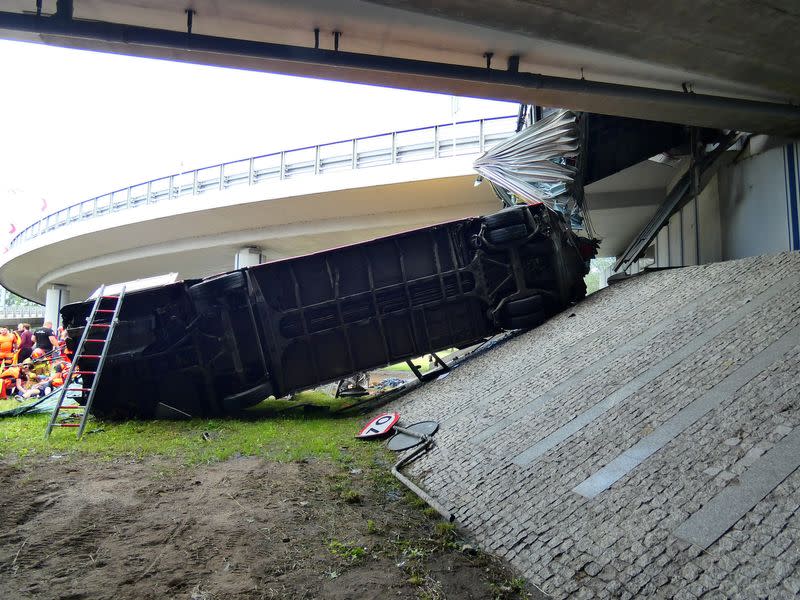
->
[390, 251, 800, 598]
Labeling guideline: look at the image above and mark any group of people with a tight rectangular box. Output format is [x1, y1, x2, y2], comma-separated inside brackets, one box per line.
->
[0, 321, 71, 402]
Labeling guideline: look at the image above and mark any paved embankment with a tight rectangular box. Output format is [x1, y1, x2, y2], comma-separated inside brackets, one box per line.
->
[391, 251, 800, 599]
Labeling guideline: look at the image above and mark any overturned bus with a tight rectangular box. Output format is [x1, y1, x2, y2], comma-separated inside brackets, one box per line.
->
[61, 203, 595, 419]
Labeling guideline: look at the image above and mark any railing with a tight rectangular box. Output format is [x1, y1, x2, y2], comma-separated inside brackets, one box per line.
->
[0, 304, 45, 320]
[10, 115, 517, 249]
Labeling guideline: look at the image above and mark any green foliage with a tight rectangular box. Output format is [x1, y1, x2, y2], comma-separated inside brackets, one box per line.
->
[585, 257, 616, 295]
[366, 519, 379, 534]
[340, 489, 362, 504]
[328, 539, 367, 562]
[405, 491, 428, 510]
[434, 521, 455, 542]
[1, 288, 39, 307]
[488, 577, 532, 600]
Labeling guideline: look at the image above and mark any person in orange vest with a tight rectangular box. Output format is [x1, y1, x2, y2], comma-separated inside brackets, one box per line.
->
[11, 324, 22, 364]
[0, 363, 21, 399]
[21, 359, 64, 399]
[0, 327, 18, 368]
[6, 359, 33, 398]
[50, 360, 69, 388]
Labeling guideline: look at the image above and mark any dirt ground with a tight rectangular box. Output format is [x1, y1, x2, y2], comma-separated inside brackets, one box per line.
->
[0, 454, 541, 600]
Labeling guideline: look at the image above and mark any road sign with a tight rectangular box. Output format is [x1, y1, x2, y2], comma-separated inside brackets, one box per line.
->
[356, 412, 400, 439]
[386, 421, 440, 451]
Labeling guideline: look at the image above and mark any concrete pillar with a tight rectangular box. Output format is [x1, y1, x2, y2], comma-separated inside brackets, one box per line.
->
[44, 284, 70, 328]
[234, 246, 263, 269]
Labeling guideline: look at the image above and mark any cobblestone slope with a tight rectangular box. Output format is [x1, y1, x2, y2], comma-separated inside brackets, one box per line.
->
[391, 251, 800, 599]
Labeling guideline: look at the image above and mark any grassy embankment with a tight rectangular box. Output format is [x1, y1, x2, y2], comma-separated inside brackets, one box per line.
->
[0, 390, 384, 465]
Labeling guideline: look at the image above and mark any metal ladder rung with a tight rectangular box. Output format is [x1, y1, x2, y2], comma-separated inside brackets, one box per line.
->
[45, 283, 126, 440]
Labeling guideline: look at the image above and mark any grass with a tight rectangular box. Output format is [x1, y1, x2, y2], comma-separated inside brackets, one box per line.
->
[0, 390, 389, 465]
[328, 539, 367, 562]
[246, 389, 361, 415]
[382, 350, 455, 373]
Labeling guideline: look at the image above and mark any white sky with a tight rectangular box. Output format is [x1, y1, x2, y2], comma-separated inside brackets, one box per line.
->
[0, 39, 515, 234]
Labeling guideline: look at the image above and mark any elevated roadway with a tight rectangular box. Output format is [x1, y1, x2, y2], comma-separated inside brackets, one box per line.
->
[0, 115, 675, 310]
[1, 1, 799, 135]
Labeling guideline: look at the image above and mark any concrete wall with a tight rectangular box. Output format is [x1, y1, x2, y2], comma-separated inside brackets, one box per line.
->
[718, 142, 800, 259]
[632, 141, 800, 273]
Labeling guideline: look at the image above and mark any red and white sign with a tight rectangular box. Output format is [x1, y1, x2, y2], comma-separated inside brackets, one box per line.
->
[356, 412, 400, 439]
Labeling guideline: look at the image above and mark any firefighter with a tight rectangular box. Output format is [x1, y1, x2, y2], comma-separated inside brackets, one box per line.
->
[0, 363, 21, 398]
[30, 347, 51, 379]
[0, 327, 17, 368]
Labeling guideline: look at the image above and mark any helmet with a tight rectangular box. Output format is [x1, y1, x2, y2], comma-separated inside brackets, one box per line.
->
[31, 348, 46, 360]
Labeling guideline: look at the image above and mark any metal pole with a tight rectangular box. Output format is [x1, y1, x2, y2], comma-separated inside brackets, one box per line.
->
[391, 441, 454, 522]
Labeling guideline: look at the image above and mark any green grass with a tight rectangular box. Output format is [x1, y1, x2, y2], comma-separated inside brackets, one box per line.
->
[0, 403, 383, 465]
[328, 539, 367, 562]
[382, 350, 455, 373]
[246, 390, 356, 415]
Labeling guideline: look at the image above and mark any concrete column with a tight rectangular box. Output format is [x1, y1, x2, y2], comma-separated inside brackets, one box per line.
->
[44, 284, 70, 328]
[234, 246, 263, 269]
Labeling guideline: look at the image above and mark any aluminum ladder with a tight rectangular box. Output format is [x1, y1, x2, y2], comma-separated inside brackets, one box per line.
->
[45, 285, 126, 439]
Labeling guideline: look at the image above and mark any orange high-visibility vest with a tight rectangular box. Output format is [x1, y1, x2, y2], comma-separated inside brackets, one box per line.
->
[0, 333, 15, 359]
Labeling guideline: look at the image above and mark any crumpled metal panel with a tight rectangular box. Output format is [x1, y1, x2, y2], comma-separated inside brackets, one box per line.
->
[473, 109, 580, 206]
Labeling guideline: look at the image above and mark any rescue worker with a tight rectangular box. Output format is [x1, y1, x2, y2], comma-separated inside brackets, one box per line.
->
[10, 360, 34, 398]
[0, 363, 21, 398]
[30, 348, 51, 379]
[21, 360, 61, 399]
[11, 324, 21, 364]
[0, 327, 17, 368]
[50, 360, 69, 388]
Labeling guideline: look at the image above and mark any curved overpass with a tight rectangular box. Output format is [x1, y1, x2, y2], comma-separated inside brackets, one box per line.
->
[1, 117, 518, 306]
[0, 113, 677, 327]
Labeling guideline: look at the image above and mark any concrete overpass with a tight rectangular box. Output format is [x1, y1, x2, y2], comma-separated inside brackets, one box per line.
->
[0, 114, 677, 323]
[0, 1, 799, 136]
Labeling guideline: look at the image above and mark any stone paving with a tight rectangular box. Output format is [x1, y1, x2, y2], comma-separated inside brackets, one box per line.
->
[390, 251, 800, 599]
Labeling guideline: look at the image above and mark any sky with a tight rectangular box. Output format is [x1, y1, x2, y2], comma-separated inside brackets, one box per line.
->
[0, 39, 515, 236]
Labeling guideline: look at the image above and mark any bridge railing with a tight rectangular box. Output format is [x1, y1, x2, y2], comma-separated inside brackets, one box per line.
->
[10, 115, 517, 249]
[0, 304, 45, 320]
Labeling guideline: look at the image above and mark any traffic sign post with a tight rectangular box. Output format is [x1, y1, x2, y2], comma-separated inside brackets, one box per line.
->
[356, 412, 439, 451]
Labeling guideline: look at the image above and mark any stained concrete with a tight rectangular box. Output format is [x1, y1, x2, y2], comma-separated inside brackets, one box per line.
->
[390, 251, 800, 598]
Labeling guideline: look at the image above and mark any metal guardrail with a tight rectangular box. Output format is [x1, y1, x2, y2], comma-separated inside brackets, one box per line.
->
[0, 304, 45, 319]
[10, 116, 517, 249]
